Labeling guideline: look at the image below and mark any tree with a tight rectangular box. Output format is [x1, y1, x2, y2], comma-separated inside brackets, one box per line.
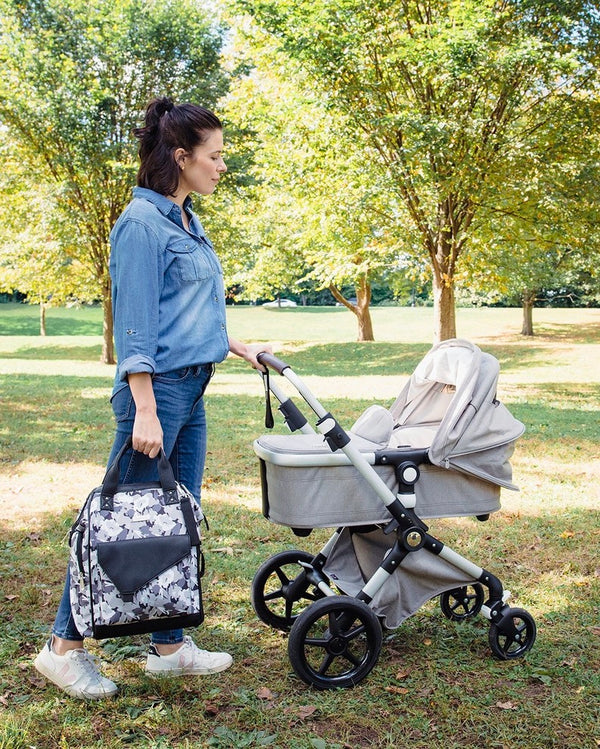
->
[218, 21, 405, 340]
[238, 0, 600, 341]
[459, 87, 600, 334]
[0, 0, 229, 361]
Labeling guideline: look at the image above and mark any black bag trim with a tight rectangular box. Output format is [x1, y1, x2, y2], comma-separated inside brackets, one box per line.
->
[91, 611, 204, 639]
[96, 534, 193, 600]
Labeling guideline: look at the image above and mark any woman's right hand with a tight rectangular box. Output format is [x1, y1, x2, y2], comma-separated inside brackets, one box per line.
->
[132, 410, 163, 458]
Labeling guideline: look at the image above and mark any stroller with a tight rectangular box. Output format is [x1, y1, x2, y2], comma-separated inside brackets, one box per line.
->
[251, 339, 537, 689]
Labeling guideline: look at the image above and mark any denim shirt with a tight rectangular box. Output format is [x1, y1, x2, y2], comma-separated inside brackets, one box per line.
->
[109, 187, 229, 388]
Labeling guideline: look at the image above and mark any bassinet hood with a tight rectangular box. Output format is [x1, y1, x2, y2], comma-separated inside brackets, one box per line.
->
[390, 339, 524, 489]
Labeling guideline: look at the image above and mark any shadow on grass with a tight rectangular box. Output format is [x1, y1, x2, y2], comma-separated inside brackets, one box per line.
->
[0, 374, 114, 463]
[0, 303, 102, 336]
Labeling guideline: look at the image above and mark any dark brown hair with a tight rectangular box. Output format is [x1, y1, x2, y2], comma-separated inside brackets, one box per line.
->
[134, 97, 222, 196]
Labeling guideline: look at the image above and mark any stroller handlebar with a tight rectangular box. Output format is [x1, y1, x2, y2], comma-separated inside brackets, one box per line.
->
[256, 352, 290, 375]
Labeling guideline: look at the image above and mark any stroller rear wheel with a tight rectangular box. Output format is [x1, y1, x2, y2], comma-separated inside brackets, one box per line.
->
[440, 584, 484, 621]
[288, 596, 383, 689]
[488, 607, 536, 659]
[251, 550, 325, 631]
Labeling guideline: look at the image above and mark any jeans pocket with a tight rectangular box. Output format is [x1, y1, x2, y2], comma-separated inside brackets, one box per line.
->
[153, 368, 190, 384]
[110, 386, 134, 422]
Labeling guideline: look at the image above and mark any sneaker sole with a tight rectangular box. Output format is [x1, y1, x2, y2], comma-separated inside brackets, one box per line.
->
[145, 657, 233, 677]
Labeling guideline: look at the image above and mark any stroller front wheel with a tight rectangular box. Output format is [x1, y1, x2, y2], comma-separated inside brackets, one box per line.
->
[288, 596, 383, 689]
[488, 607, 537, 659]
[251, 550, 325, 631]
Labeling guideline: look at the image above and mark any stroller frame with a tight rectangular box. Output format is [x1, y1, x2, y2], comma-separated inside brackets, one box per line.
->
[252, 348, 536, 689]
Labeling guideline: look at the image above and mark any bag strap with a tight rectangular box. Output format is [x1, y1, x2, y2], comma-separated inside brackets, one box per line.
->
[100, 436, 178, 510]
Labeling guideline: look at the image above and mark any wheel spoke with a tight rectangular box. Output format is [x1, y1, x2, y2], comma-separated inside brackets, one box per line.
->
[343, 647, 364, 667]
[318, 653, 336, 676]
[275, 569, 291, 585]
[263, 589, 284, 602]
[305, 636, 331, 648]
[345, 623, 367, 642]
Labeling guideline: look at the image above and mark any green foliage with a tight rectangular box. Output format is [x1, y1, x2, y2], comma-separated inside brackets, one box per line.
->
[0, 0, 230, 354]
[235, 0, 600, 339]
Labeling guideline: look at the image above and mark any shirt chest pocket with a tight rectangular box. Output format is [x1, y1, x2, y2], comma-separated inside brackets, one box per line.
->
[167, 239, 214, 283]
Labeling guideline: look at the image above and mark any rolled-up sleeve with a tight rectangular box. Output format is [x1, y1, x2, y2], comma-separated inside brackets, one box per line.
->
[110, 219, 163, 382]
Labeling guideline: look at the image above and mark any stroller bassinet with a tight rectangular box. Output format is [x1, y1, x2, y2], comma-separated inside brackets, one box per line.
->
[251, 340, 536, 689]
[255, 339, 523, 529]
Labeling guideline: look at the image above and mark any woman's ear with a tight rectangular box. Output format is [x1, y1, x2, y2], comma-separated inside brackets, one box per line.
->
[174, 147, 187, 170]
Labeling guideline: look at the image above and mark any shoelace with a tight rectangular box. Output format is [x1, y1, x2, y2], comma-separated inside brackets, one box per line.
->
[70, 650, 105, 682]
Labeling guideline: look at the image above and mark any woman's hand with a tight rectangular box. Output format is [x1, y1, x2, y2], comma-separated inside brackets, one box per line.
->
[127, 372, 163, 458]
[229, 338, 273, 371]
[132, 410, 163, 458]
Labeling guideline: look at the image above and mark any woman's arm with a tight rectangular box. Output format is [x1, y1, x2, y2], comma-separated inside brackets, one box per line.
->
[127, 372, 163, 458]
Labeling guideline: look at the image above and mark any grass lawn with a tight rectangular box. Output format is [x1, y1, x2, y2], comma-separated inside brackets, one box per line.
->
[0, 303, 598, 749]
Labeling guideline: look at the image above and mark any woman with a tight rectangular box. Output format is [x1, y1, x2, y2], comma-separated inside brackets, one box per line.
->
[35, 97, 268, 699]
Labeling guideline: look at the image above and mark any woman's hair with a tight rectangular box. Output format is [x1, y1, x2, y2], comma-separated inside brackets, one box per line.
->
[134, 97, 222, 196]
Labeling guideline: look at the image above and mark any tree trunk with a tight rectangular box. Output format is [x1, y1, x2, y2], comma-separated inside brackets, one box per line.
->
[521, 291, 536, 336]
[101, 287, 115, 364]
[39, 302, 46, 336]
[432, 273, 456, 342]
[328, 279, 375, 341]
[356, 306, 374, 341]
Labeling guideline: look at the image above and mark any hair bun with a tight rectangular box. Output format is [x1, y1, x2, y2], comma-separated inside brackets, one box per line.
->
[156, 97, 174, 116]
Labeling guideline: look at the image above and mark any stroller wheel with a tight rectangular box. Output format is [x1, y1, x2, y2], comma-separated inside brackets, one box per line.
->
[251, 550, 325, 631]
[488, 607, 537, 660]
[440, 584, 484, 621]
[288, 596, 383, 689]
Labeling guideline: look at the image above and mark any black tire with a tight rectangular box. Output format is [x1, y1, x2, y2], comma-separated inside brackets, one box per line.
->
[251, 550, 324, 631]
[288, 596, 383, 689]
[488, 607, 537, 659]
[440, 584, 485, 621]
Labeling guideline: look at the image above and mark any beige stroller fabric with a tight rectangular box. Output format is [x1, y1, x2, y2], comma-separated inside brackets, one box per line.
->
[324, 527, 474, 628]
[390, 339, 524, 489]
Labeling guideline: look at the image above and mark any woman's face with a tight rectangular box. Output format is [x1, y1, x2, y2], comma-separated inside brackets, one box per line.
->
[177, 129, 227, 197]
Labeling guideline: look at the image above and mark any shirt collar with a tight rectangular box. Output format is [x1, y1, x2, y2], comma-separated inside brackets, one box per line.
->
[132, 187, 194, 218]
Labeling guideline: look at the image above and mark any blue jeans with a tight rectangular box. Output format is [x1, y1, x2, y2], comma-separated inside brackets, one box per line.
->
[53, 364, 214, 645]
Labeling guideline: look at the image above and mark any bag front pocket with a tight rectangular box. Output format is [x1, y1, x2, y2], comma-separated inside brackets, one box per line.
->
[97, 534, 192, 601]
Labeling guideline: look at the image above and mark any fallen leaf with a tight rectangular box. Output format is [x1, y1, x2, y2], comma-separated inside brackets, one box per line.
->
[395, 670, 410, 680]
[385, 686, 409, 695]
[496, 701, 518, 710]
[5, 595, 18, 601]
[423, 638, 432, 646]
[560, 531, 575, 539]
[204, 702, 220, 717]
[296, 705, 317, 720]
[257, 687, 275, 700]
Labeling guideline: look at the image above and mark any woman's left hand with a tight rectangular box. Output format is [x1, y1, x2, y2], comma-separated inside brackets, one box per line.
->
[229, 338, 272, 371]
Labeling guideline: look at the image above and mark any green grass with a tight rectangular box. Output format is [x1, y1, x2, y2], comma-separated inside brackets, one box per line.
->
[0, 303, 599, 748]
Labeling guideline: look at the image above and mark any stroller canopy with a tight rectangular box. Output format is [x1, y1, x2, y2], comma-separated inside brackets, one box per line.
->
[390, 339, 524, 490]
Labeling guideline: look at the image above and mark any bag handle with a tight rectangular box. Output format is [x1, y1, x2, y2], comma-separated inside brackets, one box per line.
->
[100, 436, 178, 510]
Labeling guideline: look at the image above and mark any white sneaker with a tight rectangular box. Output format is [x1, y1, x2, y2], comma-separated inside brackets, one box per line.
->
[145, 635, 233, 676]
[34, 639, 118, 700]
